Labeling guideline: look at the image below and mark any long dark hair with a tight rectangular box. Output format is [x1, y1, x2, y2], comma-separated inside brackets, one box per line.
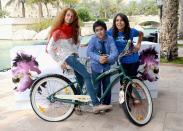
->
[112, 13, 131, 40]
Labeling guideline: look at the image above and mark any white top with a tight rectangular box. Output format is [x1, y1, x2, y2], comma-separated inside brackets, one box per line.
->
[47, 37, 79, 65]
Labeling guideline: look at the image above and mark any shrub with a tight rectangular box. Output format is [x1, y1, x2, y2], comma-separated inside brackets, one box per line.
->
[77, 8, 91, 22]
[79, 20, 84, 27]
[27, 19, 53, 32]
[97, 18, 109, 22]
[0, 10, 9, 18]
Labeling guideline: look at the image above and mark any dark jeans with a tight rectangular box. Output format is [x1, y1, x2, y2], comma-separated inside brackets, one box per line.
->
[119, 61, 140, 85]
[122, 61, 140, 77]
[65, 55, 100, 106]
[119, 61, 140, 99]
[92, 70, 111, 105]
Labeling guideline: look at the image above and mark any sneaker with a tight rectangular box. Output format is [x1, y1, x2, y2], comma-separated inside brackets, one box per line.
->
[93, 104, 112, 114]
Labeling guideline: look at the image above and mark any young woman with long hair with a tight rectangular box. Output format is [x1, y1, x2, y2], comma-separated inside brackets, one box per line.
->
[107, 13, 143, 78]
[47, 8, 112, 113]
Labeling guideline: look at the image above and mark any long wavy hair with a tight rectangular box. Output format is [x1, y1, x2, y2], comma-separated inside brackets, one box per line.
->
[112, 13, 131, 40]
[48, 8, 80, 45]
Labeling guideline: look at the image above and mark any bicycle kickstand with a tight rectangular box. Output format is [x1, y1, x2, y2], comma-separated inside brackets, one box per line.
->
[75, 105, 83, 115]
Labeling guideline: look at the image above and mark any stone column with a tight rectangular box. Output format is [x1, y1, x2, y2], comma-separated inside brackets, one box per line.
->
[178, 0, 183, 39]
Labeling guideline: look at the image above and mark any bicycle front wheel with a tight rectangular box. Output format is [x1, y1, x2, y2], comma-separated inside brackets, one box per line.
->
[122, 79, 153, 126]
[30, 74, 77, 122]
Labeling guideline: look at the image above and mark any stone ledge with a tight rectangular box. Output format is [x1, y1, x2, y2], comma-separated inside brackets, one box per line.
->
[0, 18, 46, 25]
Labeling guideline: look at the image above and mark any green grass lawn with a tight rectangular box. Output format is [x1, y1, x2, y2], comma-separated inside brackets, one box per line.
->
[178, 44, 183, 47]
[160, 56, 183, 64]
[160, 41, 183, 64]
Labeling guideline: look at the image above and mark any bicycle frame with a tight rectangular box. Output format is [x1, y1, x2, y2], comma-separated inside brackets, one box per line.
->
[51, 51, 138, 105]
[31, 48, 153, 125]
[93, 63, 132, 102]
[52, 62, 134, 105]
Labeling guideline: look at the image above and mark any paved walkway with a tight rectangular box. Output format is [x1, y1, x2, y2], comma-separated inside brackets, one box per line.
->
[0, 64, 183, 131]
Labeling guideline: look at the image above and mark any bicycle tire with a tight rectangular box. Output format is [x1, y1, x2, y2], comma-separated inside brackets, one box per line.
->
[30, 74, 77, 122]
[122, 78, 153, 126]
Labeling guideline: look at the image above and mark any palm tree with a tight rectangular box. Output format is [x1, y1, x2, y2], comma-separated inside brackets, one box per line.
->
[6, 0, 26, 17]
[42, 0, 50, 17]
[178, 0, 183, 39]
[116, 0, 127, 11]
[0, 0, 2, 11]
[38, 2, 43, 18]
[31, 0, 59, 18]
[53, 0, 60, 14]
[160, 0, 179, 61]
[28, 0, 43, 18]
[99, 0, 111, 18]
[42, 0, 57, 18]
[62, 0, 80, 8]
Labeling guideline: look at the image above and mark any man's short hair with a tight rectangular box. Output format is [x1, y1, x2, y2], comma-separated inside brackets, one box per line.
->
[93, 20, 107, 32]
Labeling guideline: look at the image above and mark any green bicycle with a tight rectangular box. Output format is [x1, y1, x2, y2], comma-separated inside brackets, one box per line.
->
[30, 51, 153, 126]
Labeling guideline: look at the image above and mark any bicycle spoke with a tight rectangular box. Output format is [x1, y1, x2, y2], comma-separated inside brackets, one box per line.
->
[123, 79, 153, 126]
[30, 75, 75, 122]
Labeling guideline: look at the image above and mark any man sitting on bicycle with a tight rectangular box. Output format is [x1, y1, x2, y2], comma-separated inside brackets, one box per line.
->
[87, 20, 118, 109]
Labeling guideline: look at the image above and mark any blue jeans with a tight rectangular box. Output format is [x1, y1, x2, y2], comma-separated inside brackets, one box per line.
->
[92, 70, 111, 105]
[65, 55, 100, 106]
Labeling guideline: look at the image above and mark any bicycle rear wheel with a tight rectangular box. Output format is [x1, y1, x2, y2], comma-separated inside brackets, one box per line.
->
[122, 79, 153, 126]
[30, 74, 77, 122]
